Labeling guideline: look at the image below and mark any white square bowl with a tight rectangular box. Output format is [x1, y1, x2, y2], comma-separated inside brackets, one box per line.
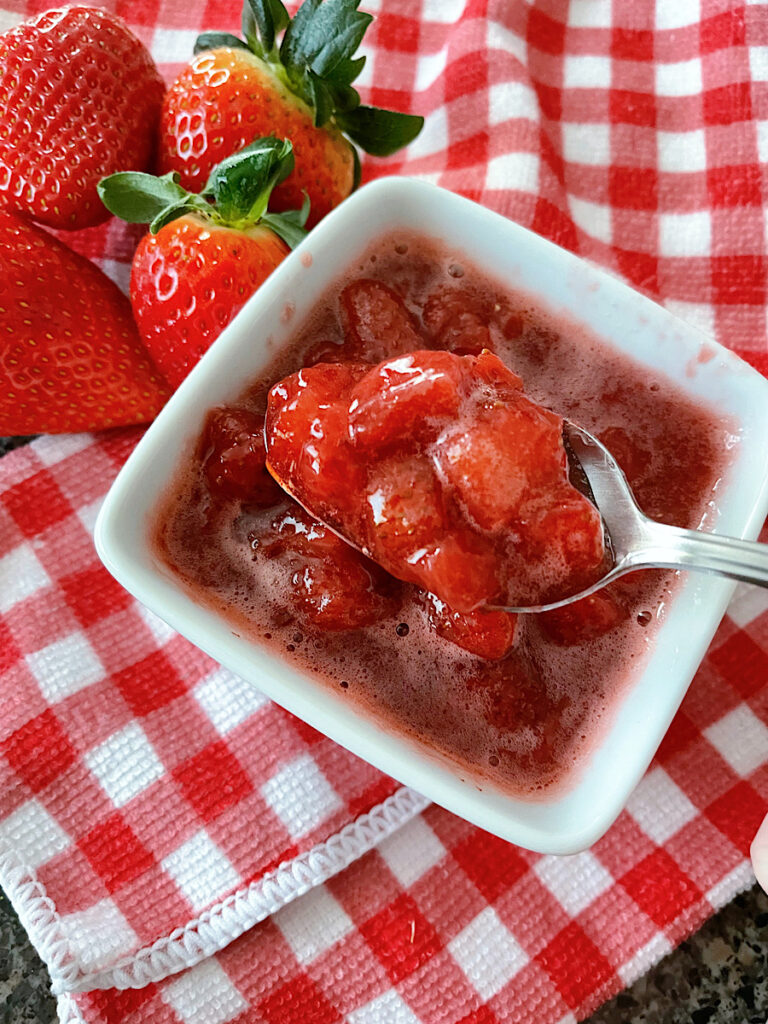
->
[95, 178, 768, 854]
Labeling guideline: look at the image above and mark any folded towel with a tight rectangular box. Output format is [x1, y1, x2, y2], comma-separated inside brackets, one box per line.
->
[1, 1, 767, 1022]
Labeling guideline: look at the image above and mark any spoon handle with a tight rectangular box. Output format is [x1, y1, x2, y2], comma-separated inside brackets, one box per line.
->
[627, 520, 768, 588]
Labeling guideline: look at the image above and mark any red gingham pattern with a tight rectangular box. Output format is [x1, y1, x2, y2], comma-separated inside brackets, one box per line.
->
[2, 1, 768, 1022]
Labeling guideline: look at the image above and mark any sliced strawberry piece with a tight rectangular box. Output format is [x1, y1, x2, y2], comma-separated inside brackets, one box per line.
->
[523, 492, 606, 574]
[419, 531, 500, 612]
[202, 407, 283, 505]
[304, 339, 347, 366]
[435, 402, 562, 531]
[540, 588, 628, 645]
[503, 312, 525, 340]
[349, 352, 464, 450]
[262, 508, 399, 630]
[266, 362, 368, 514]
[422, 592, 517, 660]
[340, 280, 424, 361]
[472, 349, 525, 401]
[423, 287, 493, 355]
[364, 454, 446, 562]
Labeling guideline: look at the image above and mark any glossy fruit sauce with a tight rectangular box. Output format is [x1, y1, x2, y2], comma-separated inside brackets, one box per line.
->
[152, 232, 734, 798]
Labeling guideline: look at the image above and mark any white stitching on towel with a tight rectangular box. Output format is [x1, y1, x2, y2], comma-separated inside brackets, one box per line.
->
[0, 785, 429, 995]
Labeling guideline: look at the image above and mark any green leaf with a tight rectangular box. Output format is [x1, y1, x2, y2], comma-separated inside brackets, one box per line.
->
[307, 3, 371, 80]
[262, 195, 310, 249]
[97, 172, 190, 224]
[282, 0, 369, 80]
[148, 199, 204, 234]
[244, 0, 289, 53]
[336, 105, 424, 156]
[351, 144, 361, 191]
[193, 32, 249, 55]
[241, 3, 261, 53]
[326, 80, 360, 114]
[280, 0, 321, 73]
[324, 54, 365, 87]
[203, 137, 295, 223]
[306, 71, 335, 127]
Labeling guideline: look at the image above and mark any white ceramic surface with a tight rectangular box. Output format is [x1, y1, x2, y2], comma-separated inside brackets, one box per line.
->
[95, 178, 768, 854]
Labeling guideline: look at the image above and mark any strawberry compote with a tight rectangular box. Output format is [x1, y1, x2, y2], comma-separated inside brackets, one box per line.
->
[153, 233, 734, 798]
[265, 350, 606, 611]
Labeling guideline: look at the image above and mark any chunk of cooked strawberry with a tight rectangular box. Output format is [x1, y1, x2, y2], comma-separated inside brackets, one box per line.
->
[422, 286, 493, 355]
[349, 351, 464, 450]
[472, 349, 524, 401]
[539, 588, 628, 645]
[435, 401, 562, 531]
[598, 426, 652, 488]
[522, 492, 606, 575]
[422, 592, 517, 660]
[266, 362, 367, 514]
[340, 279, 424, 361]
[418, 531, 500, 612]
[304, 339, 346, 365]
[266, 348, 605, 613]
[262, 508, 399, 630]
[364, 454, 446, 562]
[202, 407, 283, 505]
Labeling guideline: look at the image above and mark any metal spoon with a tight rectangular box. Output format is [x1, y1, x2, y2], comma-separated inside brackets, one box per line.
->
[501, 421, 768, 614]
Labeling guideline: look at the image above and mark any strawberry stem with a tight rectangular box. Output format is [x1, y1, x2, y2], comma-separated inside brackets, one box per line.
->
[97, 138, 309, 246]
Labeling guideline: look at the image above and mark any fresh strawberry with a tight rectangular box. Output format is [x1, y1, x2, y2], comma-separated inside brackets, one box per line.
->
[0, 6, 164, 230]
[0, 210, 170, 434]
[158, 0, 423, 226]
[99, 137, 308, 388]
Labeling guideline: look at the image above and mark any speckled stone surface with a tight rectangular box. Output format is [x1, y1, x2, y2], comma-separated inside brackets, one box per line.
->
[0, 891, 57, 1024]
[0, 885, 766, 1023]
[1, 435, 767, 1022]
[0, 437, 37, 458]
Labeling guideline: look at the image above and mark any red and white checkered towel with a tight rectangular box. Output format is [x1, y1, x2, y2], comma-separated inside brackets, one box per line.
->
[2, 2, 768, 1023]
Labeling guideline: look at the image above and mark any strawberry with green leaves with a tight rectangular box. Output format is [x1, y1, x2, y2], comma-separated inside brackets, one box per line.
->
[0, 210, 170, 434]
[99, 137, 308, 389]
[0, 6, 164, 230]
[159, 0, 423, 227]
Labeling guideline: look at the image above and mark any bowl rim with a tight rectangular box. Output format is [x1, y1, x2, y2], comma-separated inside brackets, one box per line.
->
[95, 176, 768, 854]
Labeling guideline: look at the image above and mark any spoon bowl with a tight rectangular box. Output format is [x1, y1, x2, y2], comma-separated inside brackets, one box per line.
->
[497, 420, 768, 613]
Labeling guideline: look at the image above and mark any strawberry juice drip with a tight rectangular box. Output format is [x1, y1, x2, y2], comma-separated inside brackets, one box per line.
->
[153, 233, 734, 798]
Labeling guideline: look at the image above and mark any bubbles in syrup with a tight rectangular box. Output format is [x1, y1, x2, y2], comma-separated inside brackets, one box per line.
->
[448, 263, 464, 278]
[396, 622, 410, 637]
[637, 611, 652, 627]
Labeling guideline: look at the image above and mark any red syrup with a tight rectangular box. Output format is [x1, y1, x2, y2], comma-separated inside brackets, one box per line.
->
[152, 232, 734, 798]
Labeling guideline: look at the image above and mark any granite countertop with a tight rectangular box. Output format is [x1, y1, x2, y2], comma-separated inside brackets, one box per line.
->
[1, 436, 767, 1021]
